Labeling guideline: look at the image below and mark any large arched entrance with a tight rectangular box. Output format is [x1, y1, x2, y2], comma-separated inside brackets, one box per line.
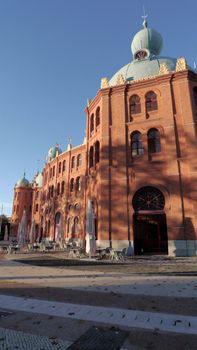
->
[132, 186, 168, 255]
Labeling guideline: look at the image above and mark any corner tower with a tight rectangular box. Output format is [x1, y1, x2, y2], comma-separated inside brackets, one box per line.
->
[86, 19, 197, 256]
[11, 174, 33, 236]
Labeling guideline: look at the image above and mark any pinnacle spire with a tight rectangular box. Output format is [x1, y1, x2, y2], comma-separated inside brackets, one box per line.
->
[142, 6, 148, 28]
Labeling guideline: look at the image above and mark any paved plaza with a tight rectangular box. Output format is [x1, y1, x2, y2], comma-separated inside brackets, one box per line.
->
[0, 252, 197, 349]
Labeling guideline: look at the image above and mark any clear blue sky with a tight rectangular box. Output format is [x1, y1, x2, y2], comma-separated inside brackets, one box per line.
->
[0, 0, 197, 215]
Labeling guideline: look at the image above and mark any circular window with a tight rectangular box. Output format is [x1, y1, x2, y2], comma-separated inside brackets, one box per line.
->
[132, 186, 165, 211]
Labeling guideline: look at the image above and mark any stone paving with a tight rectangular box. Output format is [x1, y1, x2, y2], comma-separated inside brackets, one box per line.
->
[0, 294, 197, 335]
[0, 253, 197, 349]
[0, 326, 71, 350]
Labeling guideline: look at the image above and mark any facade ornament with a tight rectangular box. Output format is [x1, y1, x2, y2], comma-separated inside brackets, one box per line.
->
[83, 136, 87, 144]
[101, 77, 109, 89]
[176, 57, 188, 72]
[67, 143, 72, 151]
[87, 98, 92, 107]
[116, 74, 125, 85]
[159, 63, 169, 75]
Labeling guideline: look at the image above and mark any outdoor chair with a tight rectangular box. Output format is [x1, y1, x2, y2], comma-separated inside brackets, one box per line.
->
[8, 244, 19, 254]
[109, 248, 126, 261]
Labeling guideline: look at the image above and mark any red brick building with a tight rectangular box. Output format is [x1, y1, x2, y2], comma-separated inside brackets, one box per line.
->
[11, 20, 197, 256]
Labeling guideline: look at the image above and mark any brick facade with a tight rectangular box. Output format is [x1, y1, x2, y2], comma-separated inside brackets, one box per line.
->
[11, 24, 197, 256]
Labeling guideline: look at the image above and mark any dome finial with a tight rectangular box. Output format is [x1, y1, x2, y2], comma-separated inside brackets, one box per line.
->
[142, 6, 148, 28]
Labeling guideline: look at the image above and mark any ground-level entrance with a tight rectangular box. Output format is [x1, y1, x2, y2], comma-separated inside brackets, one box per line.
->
[133, 212, 168, 255]
[132, 186, 168, 255]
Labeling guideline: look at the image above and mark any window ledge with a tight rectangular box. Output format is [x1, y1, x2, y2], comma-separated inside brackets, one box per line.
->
[146, 110, 158, 118]
[131, 154, 145, 163]
[148, 152, 163, 162]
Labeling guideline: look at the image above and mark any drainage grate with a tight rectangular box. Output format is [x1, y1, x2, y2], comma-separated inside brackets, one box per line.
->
[67, 326, 129, 350]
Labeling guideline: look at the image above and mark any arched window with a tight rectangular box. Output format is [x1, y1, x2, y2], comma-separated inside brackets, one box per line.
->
[68, 204, 73, 211]
[61, 181, 65, 195]
[95, 141, 100, 164]
[90, 114, 94, 134]
[50, 168, 52, 178]
[96, 107, 100, 127]
[57, 182, 60, 196]
[48, 187, 51, 199]
[70, 178, 74, 193]
[73, 217, 79, 234]
[67, 217, 71, 234]
[63, 160, 66, 172]
[89, 146, 94, 168]
[48, 220, 51, 235]
[74, 203, 81, 211]
[51, 185, 54, 198]
[71, 156, 75, 170]
[58, 162, 61, 174]
[130, 95, 141, 114]
[53, 166, 55, 176]
[148, 128, 161, 154]
[145, 91, 158, 112]
[131, 131, 144, 157]
[193, 87, 197, 107]
[77, 154, 82, 167]
[76, 176, 81, 191]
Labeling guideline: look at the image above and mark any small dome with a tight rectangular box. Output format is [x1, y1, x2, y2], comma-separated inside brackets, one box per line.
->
[46, 144, 62, 162]
[33, 172, 43, 187]
[16, 174, 30, 187]
[131, 20, 163, 58]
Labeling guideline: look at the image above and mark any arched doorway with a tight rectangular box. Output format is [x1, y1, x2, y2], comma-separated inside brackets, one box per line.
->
[132, 186, 168, 255]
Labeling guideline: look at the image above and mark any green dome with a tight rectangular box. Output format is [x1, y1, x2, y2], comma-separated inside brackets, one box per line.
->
[47, 144, 62, 162]
[16, 174, 30, 187]
[131, 22, 163, 57]
[109, 56, 177, 86]
[109, 20, 182, 86]
[33, 172, 43, 187]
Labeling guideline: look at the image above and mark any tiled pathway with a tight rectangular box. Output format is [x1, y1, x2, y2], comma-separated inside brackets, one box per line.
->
[0, 326, 71, 350]
[0, 294, 196, 336]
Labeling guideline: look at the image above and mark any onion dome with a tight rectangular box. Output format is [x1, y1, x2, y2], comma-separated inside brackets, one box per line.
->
[131, 19, 163, 58]
[46, 144, 62, 162]
[109, 19, 178, 86]
[16, 173, 30, 187]
[33, 172, 43, 187]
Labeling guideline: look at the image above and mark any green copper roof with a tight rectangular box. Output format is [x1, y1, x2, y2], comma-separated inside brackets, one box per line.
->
[109, 20, 180, 86]
[109, 56, 177, 85]
[16, 173, 30, 187]
[46, 144, 62, 163]
[34, 172, 43, 187]
[131, 21, 163, 57]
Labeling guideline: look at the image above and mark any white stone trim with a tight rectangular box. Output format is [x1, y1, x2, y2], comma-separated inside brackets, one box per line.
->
[168, 240, 197, 257]
[97, 239, 197, 257]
